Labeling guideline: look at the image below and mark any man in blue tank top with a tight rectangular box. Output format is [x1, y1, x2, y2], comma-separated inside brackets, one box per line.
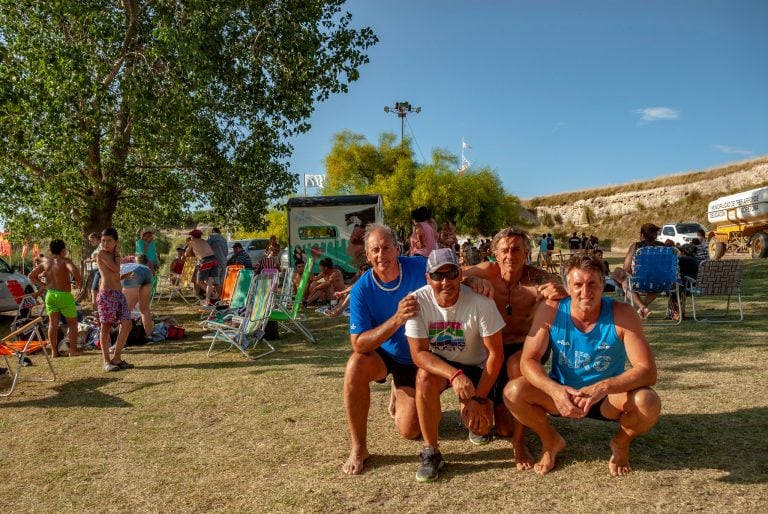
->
[505, 253, 661, 476]
[343, 224, 427, 475]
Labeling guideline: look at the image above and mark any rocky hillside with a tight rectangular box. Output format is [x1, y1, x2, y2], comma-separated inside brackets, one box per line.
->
[521, 156, 768, 250]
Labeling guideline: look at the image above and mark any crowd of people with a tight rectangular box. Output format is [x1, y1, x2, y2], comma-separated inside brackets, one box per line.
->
[22, 213, 670, 482]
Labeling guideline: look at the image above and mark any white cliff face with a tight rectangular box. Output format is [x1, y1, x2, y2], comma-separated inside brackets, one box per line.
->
[532, 163, 768, 226]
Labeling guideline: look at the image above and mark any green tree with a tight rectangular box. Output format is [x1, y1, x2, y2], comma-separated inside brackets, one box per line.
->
[0, 1, 377, 245]
[323, 131, 521, 236]
[323, 131, 408, 194]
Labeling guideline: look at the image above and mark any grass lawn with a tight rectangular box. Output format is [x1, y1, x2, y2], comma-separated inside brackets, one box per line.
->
[1, 259, 766, 513]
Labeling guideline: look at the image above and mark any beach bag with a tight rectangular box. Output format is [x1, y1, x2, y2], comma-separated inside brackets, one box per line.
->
[167, 325, 186, 340]
[198, 258, 219, 271]
[126, 319, 148, 346]
[264, 320, 279, 341]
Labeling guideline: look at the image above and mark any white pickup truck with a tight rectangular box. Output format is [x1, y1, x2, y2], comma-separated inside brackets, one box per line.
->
[656, 222, 708, 247]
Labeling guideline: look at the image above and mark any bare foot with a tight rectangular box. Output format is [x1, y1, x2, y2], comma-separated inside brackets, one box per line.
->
[388, 381, 396, 419]
[637, 306, 651, 320]
[534, 435, 566, 475]
[342, 448, 370, 475]
[513, 442, 535, 471]
[609, 439, 632, 476]
[68, 350, 86, 357]
[324, 308, 342, 317]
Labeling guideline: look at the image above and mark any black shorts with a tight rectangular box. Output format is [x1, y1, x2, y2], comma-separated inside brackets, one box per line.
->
[375, 347, 417, 389]
[492, 343, 551, 405]
[552, 396, 618, 422]
[432, 355, 484, 392]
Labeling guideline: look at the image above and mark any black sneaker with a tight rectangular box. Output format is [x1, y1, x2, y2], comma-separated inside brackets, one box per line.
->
[415, 445, 443, 483]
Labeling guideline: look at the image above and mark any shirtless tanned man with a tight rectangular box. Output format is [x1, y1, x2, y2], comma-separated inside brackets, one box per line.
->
[405, 248, 505, 482]
[186, 229, 219, 306]
[505, 253, 661, 476]
[305, 257, 345, 306]
[29, 240, 83, 357]
[462, 226, 565, 468]
[97, 228, 136, 372]
[343, 223, 427, 475]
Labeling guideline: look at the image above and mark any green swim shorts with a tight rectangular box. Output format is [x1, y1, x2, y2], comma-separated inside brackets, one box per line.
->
[45, 289, 78, 319]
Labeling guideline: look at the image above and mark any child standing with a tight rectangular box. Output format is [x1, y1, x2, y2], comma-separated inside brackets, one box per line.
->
[96, 227, 135, 372]
[29, 240, 83, 357]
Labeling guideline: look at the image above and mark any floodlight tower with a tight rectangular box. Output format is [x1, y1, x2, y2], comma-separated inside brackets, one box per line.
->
[384, 101, 421, 146]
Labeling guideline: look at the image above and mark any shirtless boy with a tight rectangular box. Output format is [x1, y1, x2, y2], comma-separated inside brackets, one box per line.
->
[96, 228, 135, 372]
[186, 229, 219, 305]
[29, 240, 83, 357]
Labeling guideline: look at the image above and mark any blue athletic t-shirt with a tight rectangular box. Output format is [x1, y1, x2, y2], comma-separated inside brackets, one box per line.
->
[548, 296, 626, 389]
[349, 256, 427, 364]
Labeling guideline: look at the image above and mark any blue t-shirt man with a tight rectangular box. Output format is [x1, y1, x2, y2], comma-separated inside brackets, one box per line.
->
[349, 255, 427, 364]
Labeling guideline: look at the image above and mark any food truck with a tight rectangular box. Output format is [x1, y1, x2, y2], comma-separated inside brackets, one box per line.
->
[287, 195, 384, 274]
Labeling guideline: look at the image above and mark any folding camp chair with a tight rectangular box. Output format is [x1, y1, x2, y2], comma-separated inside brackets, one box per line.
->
[278, 267, 294, 298]
[199, 264, 243, 320]
[158, 257, 197, 304]
[6, 279, 44, 331]
[149, 272, 159, 304]
[626, 246, 681, 326]
[1, 317, 56, 397]
[269, 256, 316, 344]
[201, 269, 254, 326]
[205, 272, 278, 359]
[685, 259, 744, 323]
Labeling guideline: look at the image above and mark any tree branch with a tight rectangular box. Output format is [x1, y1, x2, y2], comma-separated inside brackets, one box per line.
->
[101, 0, 140, 87]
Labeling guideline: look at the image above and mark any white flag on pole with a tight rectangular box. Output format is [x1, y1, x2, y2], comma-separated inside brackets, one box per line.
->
[304, 174, 325, 188]
[462, 139, 471, 150]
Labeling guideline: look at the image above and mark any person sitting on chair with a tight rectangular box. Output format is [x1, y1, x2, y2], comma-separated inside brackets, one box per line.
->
[611, 223, 665, 319]
[226, 242, 253, 270]
[305, 257, 345, 306]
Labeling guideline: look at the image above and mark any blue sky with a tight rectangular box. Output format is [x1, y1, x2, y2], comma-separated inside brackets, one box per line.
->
[289, 0, 768, 199]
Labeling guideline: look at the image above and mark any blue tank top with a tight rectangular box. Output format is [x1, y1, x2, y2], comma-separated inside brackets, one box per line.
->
[548, 297, 626, 389]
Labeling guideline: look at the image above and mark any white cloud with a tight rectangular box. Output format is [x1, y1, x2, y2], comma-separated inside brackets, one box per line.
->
[634, 107, 680, 122]
[713, 144, 753, 156]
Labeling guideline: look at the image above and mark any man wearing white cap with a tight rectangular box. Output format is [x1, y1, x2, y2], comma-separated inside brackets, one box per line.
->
[405, 248, 505, 482]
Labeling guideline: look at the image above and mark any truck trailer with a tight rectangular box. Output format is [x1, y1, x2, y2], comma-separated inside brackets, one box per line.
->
[286, 195, 383, 274]
[707, 186, 768, 259]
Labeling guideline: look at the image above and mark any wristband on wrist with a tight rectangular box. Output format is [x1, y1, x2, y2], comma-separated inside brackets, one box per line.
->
[448, 369, 464, 385]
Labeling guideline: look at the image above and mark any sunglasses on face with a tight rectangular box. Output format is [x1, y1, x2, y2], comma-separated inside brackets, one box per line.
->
[428, 267, 460, 281]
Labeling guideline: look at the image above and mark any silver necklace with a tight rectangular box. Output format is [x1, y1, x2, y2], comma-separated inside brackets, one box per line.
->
[371, 262, 403, 292]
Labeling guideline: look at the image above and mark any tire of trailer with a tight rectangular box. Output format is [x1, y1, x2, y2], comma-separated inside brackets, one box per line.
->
[708, 237, 726, 260]
[751, 231, 768, 259]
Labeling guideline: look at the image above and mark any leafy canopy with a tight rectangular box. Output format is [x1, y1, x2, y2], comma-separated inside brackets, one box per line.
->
[0, 1, 377, 244]
[323, 131, 525, 236]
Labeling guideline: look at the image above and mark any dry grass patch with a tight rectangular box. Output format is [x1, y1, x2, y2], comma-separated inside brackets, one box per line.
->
[1, 260, 767, 512]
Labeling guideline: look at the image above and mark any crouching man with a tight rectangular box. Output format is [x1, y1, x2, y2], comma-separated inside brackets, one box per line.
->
[505, 253, 661, 476]
[406, 248, 505, 482]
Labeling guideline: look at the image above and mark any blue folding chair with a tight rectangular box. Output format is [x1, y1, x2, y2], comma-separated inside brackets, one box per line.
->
[626, 246, 681, 325]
